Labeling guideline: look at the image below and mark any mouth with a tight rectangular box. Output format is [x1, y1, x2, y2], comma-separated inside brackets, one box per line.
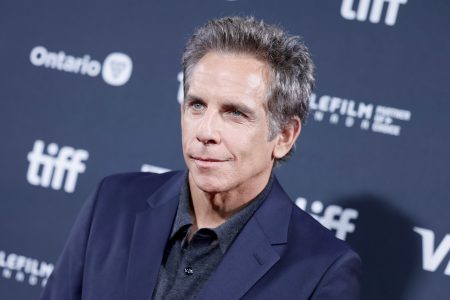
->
[190, 156, 229, 167]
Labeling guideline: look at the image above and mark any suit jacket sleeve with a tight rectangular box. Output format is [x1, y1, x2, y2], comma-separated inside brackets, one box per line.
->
[40, 179, 103, 300]
[311, 250, 362, 300]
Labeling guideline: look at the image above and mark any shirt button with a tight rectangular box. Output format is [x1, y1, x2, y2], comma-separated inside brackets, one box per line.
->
[184, 266, 194, 275]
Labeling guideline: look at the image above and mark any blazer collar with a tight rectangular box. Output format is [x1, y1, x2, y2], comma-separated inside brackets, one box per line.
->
[125, 171, 185, 300]
[254, 176, 292, 244]
[197, 176, 293, 299]
[146, 170, 186, 208]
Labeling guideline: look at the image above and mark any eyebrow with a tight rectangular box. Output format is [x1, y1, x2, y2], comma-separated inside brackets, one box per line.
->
[183, 94, 205, 111]
[186, 93, 257, 118]
[184, 94, 204, 105]
[222, 102, 255, 116]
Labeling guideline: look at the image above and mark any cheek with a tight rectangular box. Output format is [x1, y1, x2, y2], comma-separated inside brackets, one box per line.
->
[227, 132, 261, 158]
[181, 124, 193, 153]
[181, 119, 194, 139]
[244, 134, 274, 160]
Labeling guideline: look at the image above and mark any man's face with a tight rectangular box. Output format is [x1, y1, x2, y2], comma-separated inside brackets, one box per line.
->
[181, 52, 278, 196]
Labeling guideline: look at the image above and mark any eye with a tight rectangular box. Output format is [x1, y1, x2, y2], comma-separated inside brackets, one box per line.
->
[227, 108, 248, 119]
[194, 102, 203, 109]
[189, 101, 205, 113]
[231, 110, 244, 117]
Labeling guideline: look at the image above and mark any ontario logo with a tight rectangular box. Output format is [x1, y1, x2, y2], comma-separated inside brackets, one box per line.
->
[0, 250, 54, 287]
[29, 46, 133, 86]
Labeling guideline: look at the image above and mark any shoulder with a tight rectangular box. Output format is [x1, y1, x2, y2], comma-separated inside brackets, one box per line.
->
[262, 177, 357, 261]
[273, 198, 361, 298]
[99, 171, 181, 194]
[92, 170, 184, 213]
[249, 180, 361, 298]
[286, 202, 361, 295]
[290, 205, 362, 298]
[286, 201, 360, 267]
[289, 204, 355, 257]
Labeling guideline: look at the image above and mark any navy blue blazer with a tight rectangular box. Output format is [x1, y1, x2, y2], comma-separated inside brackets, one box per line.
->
[41, 171, 361, 300]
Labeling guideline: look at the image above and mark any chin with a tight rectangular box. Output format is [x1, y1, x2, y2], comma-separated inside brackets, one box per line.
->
[189, 171, 231, 194]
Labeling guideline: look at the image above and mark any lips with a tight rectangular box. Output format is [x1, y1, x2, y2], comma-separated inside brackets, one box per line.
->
[191, 156, 225, 162]
[190, 155, 230, 168]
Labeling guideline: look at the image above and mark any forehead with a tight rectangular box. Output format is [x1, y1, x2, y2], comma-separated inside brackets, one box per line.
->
[188, 52, 270, 108]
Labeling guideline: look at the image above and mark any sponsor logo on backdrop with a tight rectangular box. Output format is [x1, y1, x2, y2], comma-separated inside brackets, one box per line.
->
[295, 197, 359, 241]
[141, 164, 171, 174]
[102, 53, 133, 86]
[340, 0, 408, 26]
[27, 140, 89, 193]
[414, 227, 450, 276]
[177, 72, 184, 104]
[29, 46, 133, 86]
[310, 93, 411, 136]
[0, 250, 53, 287]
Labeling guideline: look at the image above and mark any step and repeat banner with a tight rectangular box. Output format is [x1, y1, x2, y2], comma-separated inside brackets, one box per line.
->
[1, 1, 449, 299]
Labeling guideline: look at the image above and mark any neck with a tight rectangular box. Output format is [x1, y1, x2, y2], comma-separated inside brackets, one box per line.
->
[188, 171, 271, 230]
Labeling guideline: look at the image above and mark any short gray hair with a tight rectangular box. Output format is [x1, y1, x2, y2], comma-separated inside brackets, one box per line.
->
[182, 16, 315, 161]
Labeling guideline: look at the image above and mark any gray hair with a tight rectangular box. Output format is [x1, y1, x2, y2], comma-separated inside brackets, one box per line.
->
[182, 16, 315, 161]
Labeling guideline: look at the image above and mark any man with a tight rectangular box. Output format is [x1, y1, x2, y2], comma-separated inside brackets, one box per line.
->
[41, 16, 361, 300]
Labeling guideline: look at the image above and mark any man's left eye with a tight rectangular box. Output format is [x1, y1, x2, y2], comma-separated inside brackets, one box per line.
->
[230, 110, 244, 117]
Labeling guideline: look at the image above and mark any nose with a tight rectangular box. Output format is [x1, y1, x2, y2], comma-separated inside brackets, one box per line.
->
[196, 110, 221, 145]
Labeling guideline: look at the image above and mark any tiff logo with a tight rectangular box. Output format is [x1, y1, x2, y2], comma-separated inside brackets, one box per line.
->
[413, 227, 450, 276]
[295, 197, 358, 241]
[27, 140, 89, 193]
[341, 0, 408, 26]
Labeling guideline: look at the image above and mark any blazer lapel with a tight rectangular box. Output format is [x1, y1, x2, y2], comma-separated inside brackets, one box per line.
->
[125, 171, 185, 300]
[198, 178, 293, 300]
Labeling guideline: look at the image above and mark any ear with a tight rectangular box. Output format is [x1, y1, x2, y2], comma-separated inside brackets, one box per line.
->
[272, 117, 302, 159]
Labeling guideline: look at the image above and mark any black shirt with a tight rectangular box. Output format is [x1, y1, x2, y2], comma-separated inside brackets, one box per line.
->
[152, 173, 273, 299]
